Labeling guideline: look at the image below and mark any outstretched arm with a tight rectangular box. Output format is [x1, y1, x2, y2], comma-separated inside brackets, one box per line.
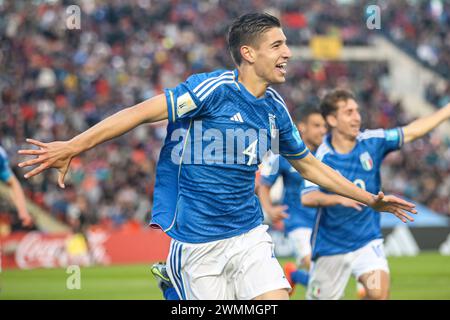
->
[18, 94, 168, 187]
[302, 190, 364, 211]
[289, 153, 416, 222]
[6, 174, 33, 226]
[402, 103, 450, 143]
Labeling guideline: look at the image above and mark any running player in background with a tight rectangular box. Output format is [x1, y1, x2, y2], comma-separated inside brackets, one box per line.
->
[258, 105, 327, 295]
[302, 89, 450, 300]
[0, 145, 33, 291]
[0, 145, 33, 227]
[18, 13, 416, 300]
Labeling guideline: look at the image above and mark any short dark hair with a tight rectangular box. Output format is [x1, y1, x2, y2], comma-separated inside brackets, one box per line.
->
[320, 89, 356, 119]
[295, 104, 322, 123]
[228, 13, 281, 66]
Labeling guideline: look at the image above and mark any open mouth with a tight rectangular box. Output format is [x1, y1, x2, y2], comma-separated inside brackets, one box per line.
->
[275, 62, 287, 75]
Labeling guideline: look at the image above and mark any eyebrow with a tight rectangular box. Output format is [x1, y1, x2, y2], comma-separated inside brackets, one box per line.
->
[270, 39, 285, 47]
[344, 106, 359, 112]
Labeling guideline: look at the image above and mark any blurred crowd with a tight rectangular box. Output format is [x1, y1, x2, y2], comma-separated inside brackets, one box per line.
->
[382, 0, 450, 78]
[0, 0, 449, 233]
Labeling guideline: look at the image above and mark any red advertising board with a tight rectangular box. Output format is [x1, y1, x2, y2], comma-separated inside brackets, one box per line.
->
[0, 227, 171, 269]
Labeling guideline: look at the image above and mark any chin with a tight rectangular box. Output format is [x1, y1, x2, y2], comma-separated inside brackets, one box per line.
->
[350, 131, 359, 139]
[272, 76, 286, 84]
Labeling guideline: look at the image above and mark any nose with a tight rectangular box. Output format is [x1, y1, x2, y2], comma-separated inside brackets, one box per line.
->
[283, 44, 292, 59]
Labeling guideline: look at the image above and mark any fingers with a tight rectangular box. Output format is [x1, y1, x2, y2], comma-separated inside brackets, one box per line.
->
[370, 192, 384, 206]
[357, 201, 367, 207]
[343, 200, 364, 211]
[391, 202, 416, 213]
[393, 209, 414, 223]
[384, 196, 417, 213]
[388, 195, 415, 208]
[276, 205, 288, 212]
[17, 149, 46, 156]
[24, 163, 48, 179]
[21, 216, 34, 227]
[387, 206, 415, 223]
[26, 138, 47, 148]
[375, 191, 384, 200]
[272, 212, 288, 222]
[273, 205, 288, 214]
[58, 168, 67, 189]
[18, 156, 47, 168]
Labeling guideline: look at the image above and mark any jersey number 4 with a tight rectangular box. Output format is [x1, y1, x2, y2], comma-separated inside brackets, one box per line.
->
[243, 140, 258, 166]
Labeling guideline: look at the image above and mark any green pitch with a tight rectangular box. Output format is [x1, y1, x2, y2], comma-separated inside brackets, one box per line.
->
[1, 252, 449, 300]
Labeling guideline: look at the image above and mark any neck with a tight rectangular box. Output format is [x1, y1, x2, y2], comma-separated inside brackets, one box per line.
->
[330, 130, 357, 154]
[305, 141, 317, 153]
[237, 65, 268, 98]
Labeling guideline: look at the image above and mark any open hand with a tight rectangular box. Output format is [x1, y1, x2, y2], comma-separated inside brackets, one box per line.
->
[267, 205, 289, 223]
[338, 197, 365, 211]
[18, 138, 75, 188]
[370, 191, 417, 223]
[19, 213, 33, 227]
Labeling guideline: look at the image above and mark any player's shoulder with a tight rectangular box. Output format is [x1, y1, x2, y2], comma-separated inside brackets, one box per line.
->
[186, 69, 237, 100]
[357, 128, 385, 142]
[186, 69, 233, 84]
[315, 140, 333, 161]
[266, 87, 288, 112]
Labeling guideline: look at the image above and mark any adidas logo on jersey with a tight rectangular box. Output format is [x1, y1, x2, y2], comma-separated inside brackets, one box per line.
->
[230, 113, 244, 122]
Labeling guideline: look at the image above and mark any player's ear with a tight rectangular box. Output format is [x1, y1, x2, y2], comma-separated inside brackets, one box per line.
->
[297, 121, 306, 133]
[240, 45, 256, 64]
[326, 114, 337, 128]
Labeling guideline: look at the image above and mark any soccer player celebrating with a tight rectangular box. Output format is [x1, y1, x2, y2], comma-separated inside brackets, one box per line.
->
[18, 13, 416, 300]
[0, 145, 33, 227]
[258, 105, 327, 295]
[302, 89, 450, 300]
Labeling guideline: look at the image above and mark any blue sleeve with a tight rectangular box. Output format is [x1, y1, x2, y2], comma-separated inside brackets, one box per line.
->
[276, 104, 310, 160]
[0, 147, 13, 182]
[383, 127, 404, 154]
[164, 71, 235, 123]
[360, 128, 403, 158]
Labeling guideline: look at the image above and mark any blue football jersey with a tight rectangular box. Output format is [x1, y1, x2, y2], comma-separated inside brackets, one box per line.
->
[260, 154, 316, 232]
[0, 146, 13, 182]
[163, 69, 309, 243]
[303, 128, 403, 259]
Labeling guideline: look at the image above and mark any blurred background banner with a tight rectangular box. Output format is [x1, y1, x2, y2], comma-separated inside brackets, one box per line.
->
[309, 36, 343, 60]
[0, 228, 171, 270]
